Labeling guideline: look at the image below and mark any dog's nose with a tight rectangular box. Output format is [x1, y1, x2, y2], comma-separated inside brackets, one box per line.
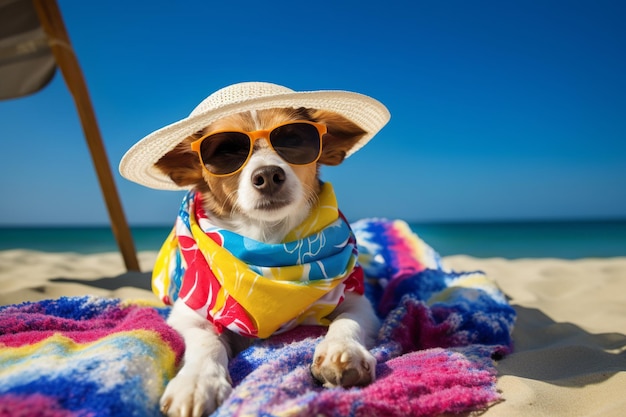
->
[251, 166, 286, 194]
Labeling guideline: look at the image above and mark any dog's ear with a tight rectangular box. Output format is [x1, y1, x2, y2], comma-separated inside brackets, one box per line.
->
[154, 136, 205, 188]
[312, 110, 367, 166]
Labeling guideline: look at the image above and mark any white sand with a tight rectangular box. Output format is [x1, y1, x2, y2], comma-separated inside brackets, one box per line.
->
[444, 255, 626, 417]
[1, 250, 625, 416]
[0, 249, 156, 304]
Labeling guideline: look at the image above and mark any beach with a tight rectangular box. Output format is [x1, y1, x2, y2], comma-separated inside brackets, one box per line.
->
[1, 250, 625, 416]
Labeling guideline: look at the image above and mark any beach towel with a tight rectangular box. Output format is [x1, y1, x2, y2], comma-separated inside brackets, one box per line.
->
[0, 297, 184, 417]
[0, 218, 515, 417]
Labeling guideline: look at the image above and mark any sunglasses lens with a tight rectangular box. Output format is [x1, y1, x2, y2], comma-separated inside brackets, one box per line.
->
[199, 132, 251, 175]
[270, 123, 321, 165]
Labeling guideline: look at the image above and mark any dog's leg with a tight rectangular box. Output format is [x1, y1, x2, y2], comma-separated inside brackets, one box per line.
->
[311, 293, 379, 388]
[161, 300, 233, 417]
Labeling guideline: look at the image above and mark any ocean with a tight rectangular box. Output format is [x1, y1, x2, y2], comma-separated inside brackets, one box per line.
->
[1, 220, 625, 259]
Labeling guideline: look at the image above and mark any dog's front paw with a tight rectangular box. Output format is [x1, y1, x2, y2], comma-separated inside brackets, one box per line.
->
[311, 337, 376, 388]
[160, 363, 232, 417]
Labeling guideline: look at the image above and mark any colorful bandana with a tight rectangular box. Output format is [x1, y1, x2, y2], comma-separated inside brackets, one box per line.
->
[152, 182, 363, 338]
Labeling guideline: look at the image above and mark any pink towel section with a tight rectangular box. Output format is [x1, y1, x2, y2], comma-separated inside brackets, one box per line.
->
[0, 296, 184, 417]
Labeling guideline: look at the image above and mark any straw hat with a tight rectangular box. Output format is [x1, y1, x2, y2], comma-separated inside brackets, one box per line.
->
[119, 81, 390, 190]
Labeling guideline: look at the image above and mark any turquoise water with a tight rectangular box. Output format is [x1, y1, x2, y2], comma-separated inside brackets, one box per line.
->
[1, 220, 625, 259]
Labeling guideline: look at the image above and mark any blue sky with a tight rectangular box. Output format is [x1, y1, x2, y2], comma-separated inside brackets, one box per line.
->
[1, 0, 625, 226]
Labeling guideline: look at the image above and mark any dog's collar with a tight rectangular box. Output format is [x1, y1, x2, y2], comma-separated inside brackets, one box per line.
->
[152, 182, 363, 338]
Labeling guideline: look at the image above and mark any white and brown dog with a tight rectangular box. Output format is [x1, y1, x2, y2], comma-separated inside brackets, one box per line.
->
[120, 82, 390, 417]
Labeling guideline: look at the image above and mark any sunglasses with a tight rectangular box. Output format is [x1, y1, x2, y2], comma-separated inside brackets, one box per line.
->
[191, 120, 326, 176]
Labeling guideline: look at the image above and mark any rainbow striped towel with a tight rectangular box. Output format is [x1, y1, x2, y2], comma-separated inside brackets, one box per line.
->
[0, 297, 185, 417]
[0, 219, 515, 417]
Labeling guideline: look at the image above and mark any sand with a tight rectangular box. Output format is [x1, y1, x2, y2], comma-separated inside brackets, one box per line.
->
[1, 250, 625, 416]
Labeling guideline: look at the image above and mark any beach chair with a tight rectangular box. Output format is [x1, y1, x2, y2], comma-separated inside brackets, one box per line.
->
[0, 0, 139, 271]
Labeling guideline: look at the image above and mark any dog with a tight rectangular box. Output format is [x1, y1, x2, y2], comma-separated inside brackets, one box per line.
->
[119, 83, 390, 417]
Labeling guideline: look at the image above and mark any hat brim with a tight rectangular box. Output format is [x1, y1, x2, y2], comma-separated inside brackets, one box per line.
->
[119, 89, 390, 190]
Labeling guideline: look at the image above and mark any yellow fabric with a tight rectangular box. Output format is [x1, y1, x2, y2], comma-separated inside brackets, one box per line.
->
[153, 183, 359, 338]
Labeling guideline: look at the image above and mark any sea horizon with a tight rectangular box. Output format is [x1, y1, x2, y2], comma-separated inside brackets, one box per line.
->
[1, 218, 624, 259]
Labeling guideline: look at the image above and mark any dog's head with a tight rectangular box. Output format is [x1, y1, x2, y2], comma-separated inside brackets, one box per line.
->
[155, 108, 366, 241]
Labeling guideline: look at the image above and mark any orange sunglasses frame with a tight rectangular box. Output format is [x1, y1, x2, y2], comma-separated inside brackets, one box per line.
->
[190, 120, 327, 177]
